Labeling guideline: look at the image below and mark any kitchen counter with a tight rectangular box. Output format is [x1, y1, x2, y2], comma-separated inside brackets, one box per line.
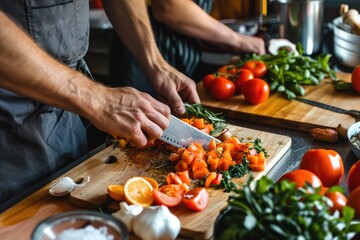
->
[0, 116, 357, 239]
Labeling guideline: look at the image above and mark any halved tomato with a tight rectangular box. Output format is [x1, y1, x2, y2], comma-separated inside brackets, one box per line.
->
[153, 184, 184, 207]
[183, 187, 209, 211]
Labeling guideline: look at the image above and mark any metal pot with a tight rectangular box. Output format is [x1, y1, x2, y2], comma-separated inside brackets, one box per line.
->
[275, 0, 324, 55]
[332, 16, 360, 68]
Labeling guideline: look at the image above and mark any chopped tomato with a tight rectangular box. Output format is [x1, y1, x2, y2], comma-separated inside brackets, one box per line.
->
[153, 187, 183, 208]
[183, 187, 209, 211]
[165, 172, 183, 185]
[210, 173, 223, 186]
[205, 172, 217, 188]
[159, 184, 185, 195]
[176, 170, 191, 185]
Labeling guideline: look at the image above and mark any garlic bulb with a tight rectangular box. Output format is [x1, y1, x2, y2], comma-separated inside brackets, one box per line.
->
[49, 176, 90, 196]
[112, 201, 143, 232]
[132, 205, 181, 240]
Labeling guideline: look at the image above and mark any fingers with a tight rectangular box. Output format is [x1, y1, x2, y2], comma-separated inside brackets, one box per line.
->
[90, 87, 171, 148]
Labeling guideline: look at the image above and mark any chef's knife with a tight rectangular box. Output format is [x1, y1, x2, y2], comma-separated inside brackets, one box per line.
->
[295, 97, 360, 121]
[160, 115, 220, 149]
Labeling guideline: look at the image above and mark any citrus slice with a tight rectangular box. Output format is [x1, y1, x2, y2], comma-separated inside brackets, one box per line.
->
[107, 185, 125, 201]
[142, 177, 159, 190]
[124, 177, 154, 207]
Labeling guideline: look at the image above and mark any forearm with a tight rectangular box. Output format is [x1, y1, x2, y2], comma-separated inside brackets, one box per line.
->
[102, 0, 166, 77]
[151, 0, 239, 48]
[0, 11, 102, 120]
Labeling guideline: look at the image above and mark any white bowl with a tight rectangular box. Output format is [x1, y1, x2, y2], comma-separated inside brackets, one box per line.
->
[31, 210, 128, 240]
[348, 121, 360, 160]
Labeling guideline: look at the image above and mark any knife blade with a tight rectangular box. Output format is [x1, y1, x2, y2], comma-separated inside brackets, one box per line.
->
[295, 97, 360, 121]
[160, 115, 220, 149]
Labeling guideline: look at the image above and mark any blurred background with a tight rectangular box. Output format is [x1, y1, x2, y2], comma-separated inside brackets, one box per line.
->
[86, 0, 360, 83]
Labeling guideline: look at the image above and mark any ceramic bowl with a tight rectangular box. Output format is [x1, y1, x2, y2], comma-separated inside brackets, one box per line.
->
[348, 121, 360, 160]
[31, 210, 128, 240]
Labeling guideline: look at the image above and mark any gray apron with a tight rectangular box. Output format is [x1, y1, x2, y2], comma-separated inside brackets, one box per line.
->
[0, 0, 90, 203]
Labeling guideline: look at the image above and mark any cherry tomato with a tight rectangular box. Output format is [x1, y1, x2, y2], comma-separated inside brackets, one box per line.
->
[217, 64, 238, 76]
[234, 68, 254, 95]
[153, 184, 184, 207]
[242, 79, 270, 105]
[182, 187, 209, 211]
[278, 169, 323, 189]
[324, 191, 347, 214]
[242, 60, 267, 78]
[351, 65, 360, 94]
[202, 74, 216, 92]
[299, 149, 344, 188]
[347, 160, 360, 193]
[347, 186, 360, 219]
[209, 77, 235, 101]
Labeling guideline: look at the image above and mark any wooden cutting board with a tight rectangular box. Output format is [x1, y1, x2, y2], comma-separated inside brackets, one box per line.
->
[197, 72, 360, 131]
[67, 124, 291, 240]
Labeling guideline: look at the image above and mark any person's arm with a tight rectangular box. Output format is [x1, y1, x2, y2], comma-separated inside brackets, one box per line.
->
[101, 0, 200, 115]
[0, 11, 169, 147]
[151, 0, 265, 55]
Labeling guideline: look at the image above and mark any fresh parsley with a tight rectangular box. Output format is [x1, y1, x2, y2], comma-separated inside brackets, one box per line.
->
[215, 175, 360, 239]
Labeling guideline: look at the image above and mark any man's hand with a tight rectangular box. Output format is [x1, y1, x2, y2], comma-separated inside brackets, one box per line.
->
[148, 60, 200, 115]
[88, 86, 171, 148]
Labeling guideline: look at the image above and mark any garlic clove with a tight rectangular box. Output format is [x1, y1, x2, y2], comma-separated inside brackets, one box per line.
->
[112, 201, 143, 232]
[49, 176, 90, 197]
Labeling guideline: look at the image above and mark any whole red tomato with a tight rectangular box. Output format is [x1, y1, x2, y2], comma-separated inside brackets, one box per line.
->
[202, 74, 216, 92]
[324, 191, 347, 214]
[234, 68, 254, 95]
[348, 160, 360, 193]
[347, 186, 360, 219]
[242, 79, 270, 105]
[217, 64, 238, 76]
[299, 149, 344, 188]
[209, 77, 235, 101]
[351, 65, 360, 94]
[242, 60, 267, 78]
[278, 169, 323, 189]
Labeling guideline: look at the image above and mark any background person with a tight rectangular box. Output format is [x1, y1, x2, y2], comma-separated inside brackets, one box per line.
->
[108, 0, 265, 96]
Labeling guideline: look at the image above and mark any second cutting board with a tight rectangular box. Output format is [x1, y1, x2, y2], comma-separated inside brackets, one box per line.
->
[197, 72, 359, 131]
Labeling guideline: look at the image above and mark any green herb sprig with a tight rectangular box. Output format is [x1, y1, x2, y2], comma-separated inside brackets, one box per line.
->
[184, 103, 228, 135]
[218, 159, 249, 192]
[216, 176, 360, 240]
[239, 44, 337, 99]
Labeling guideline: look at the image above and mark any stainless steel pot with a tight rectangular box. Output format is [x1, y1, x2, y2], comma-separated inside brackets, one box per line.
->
[275, 0, 324, 55]
[332, 16, 360, 68]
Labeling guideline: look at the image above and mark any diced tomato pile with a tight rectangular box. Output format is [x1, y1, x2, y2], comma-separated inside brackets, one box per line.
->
[168, 136, 267, 188]
[180, 117, 214, 135]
